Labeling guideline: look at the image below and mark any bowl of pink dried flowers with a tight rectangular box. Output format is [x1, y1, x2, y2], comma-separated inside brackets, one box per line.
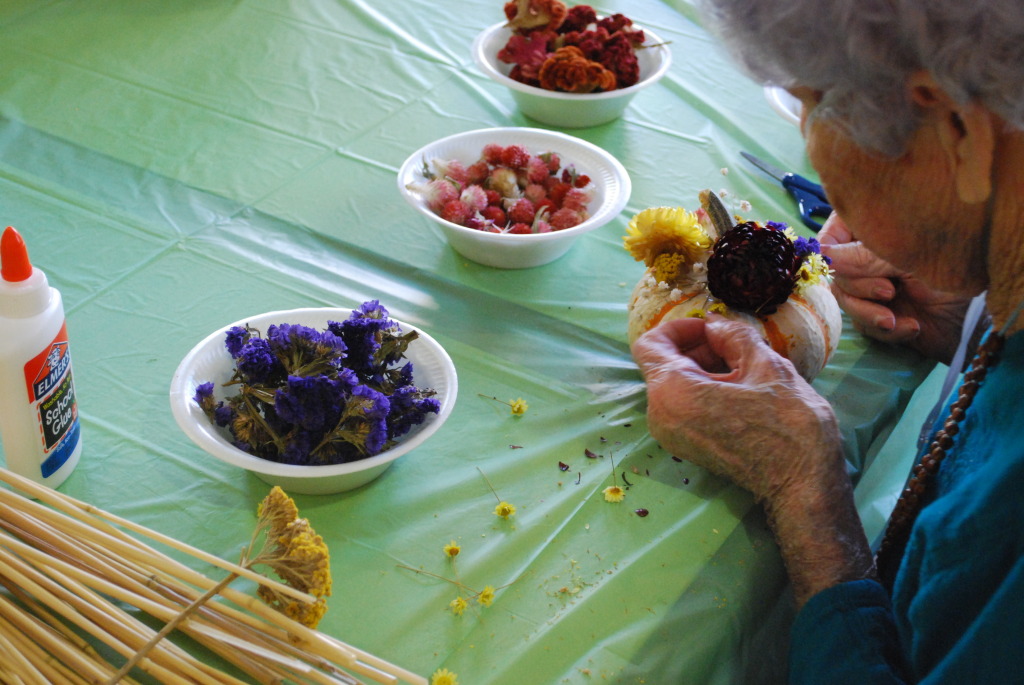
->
[398, 127, 630, 268]
[471, 1, 671, 128]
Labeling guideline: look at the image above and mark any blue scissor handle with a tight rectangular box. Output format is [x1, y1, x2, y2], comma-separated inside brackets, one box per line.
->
[782, 174, 832, 232]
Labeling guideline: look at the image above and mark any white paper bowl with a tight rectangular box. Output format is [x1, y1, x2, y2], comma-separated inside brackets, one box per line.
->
[471, 21, 671, 128]
[398, 127, 631, 268]
[169, 307, 458, 495]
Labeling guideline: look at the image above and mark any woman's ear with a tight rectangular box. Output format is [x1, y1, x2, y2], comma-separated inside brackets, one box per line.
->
[908, 70, 995, 204]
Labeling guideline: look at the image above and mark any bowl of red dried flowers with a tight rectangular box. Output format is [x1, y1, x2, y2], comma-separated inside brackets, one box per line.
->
[471, 2, 672, 128]
[170, 304, 458, 495]
[398, 127, 630, 268]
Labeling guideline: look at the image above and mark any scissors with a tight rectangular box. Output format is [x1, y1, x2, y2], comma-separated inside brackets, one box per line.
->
[740, 151, 832, 232]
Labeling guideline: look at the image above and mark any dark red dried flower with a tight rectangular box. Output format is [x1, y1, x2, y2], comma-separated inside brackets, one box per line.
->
[538, 46, 617, 93]
[706, 221, 800, 314]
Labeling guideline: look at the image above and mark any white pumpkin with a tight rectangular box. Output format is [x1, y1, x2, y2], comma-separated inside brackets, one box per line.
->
[627, 268, 842, 381]
[626, 194, 843, 382]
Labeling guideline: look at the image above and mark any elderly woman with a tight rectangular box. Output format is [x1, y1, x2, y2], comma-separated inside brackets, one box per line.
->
[631, 1, 1024, 682]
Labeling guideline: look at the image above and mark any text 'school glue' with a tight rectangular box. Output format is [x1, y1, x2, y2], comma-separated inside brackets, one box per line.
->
[0, 226, 82, 488]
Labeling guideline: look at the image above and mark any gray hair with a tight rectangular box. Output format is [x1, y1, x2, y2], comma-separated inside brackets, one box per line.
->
[696, 0, 1024, 156]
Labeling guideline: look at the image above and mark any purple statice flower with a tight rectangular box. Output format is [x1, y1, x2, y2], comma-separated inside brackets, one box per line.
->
[349, 384, 391, 455]
[793, 236, 822, 258]
[766, 220, 789, 233]
[274, 374, 346, 434]
[193, 381, 215, 406]
[280, 430, 314, 466]
[267, 322, 347, 374]
[224, 326, 249, 358]
[235, 337, 282, 384]
[213, 403, 234, 427]
[386, 384, 441, 438]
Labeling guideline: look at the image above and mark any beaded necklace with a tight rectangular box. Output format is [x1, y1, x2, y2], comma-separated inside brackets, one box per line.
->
[874, 330, 1005, 587]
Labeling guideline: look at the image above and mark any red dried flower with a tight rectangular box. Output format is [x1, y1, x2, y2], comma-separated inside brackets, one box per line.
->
[538, 46, 617, 93]
[504, 0, 568, 32]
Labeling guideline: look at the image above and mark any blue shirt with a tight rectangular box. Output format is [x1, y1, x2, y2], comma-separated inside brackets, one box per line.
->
[789, 330, 1024, 683]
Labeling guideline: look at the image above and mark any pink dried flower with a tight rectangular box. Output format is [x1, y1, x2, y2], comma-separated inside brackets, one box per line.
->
[411, 179, 460, 213]
[549, 207, 584, 230]
[561, 187, 592, 212]
[460, 185, 488, 214]
[431, 158, 469, 186]
[524, 183, 548, 204]
[440, 199, 472, 225]
[525, 156, 550, 184]
[507, 198, 537, 224]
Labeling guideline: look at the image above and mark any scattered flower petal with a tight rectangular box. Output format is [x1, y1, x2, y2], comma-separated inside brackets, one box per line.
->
[603, 486, 626, 503]
[432, 668, 459, 685]
[494, 501, 517, 519]
[477, 585, 496, 607]
[449, 597, 468, 616]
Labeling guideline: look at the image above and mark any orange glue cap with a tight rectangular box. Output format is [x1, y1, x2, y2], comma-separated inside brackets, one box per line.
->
[1, 226, 33, 283]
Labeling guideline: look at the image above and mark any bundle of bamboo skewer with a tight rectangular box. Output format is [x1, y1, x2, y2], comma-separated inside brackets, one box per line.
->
[0, 467, 425, 685]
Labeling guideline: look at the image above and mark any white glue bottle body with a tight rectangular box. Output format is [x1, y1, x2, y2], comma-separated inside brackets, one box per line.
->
[0, 226, 82, 488]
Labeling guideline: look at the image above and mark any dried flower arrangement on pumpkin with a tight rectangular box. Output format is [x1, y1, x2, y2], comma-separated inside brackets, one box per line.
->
[498, 0, 651, 93]
[624, 190, 843, 381]
[194, 300, 441, 466]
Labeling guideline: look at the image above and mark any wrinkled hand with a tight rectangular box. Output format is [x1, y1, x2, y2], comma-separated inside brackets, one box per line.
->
[819, 213, 970, 364]
[631, 316, 843, 504]
[632, 315, 874, 605]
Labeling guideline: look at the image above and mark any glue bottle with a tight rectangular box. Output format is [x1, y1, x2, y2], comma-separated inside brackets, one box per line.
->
[0, 226, 82, 488]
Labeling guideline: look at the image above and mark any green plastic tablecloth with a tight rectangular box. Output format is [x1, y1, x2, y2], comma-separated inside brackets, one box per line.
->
[0, 1, 940, 682]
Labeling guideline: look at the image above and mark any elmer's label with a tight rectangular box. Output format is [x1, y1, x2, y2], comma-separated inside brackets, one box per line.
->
[23, 322, 80, 477]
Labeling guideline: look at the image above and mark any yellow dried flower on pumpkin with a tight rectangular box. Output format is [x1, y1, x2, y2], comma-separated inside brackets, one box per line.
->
[624, 207, 711, 268]
[651, 252, 689, 284]
[794, 252, 832, 292]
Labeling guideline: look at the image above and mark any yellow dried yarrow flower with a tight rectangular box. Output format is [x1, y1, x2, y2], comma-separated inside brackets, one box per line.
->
[256, 486, 300, 537]
[494, 501, 517, 519]
[603, 485, 626, 503]
[432, 667, 459, 685]
[443, 540, 461, 558]
[248, 490, 332, 628]
[477, 585, 496, 607]
[624, 207, 711, 268]
[449, 596, 468, 616]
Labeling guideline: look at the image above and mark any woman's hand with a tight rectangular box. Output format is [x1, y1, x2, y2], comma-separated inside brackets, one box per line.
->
[818, 213, 970, 364]
[631, 315, 841, 502]
[632, 315, 874, 606]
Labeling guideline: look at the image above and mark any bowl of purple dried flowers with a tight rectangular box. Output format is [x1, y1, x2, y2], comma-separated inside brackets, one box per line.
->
[170, 303, 458, 495]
